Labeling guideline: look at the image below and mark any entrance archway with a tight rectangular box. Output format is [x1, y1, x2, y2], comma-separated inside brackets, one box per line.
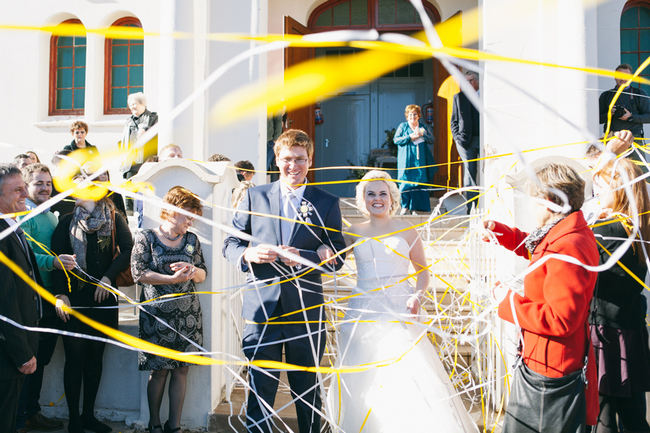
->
[284, 0, 459, 196]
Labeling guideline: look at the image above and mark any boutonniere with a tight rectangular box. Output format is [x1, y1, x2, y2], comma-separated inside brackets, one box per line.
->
[298, 200, 314, 220]
[185, 244, 195, 254]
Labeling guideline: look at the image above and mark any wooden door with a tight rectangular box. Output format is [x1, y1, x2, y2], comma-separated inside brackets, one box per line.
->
[284, 16, 316, 181]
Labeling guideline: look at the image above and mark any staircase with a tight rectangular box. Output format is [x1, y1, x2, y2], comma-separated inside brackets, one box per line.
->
[210, 197, 504, 432]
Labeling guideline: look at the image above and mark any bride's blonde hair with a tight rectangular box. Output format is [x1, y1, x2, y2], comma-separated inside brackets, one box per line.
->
[355, 170, 401, 216]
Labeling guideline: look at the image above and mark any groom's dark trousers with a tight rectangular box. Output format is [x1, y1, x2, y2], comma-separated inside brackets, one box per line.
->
[223, 181, 346, 433]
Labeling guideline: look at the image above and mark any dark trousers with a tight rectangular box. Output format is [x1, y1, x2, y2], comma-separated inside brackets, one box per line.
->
[242, 323, 326, 433]
[16, 326, 59, 425]
[455, 136, 480, 210]
[0, 375, 25, 433]
[594, 392, 650, 433]
[62, 335, 107, 421]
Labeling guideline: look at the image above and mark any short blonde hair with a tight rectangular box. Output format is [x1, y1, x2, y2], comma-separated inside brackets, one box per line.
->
[355, 170, 401, 216]
[404, 104, 421, 119]
[534, 163, 585, 214]
[274, 129, 313, 158]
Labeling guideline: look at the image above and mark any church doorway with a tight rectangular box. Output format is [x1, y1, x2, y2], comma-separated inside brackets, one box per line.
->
[285, 0, 460, 196]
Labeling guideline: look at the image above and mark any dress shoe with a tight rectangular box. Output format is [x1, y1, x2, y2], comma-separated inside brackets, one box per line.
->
[81, 415, 112, 433]
[25, 412, 64, 431]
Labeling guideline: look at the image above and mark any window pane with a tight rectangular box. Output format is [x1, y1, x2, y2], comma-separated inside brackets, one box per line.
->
[112, 45, 129, 66]
[74, 36, 86, 46]
[58, 47, 73, 67]
[378, 0, 394, 25]
[396, 0, 415, 24]
[57, 69, 73, 88]
[129, 66, 143, 86]
[74, 68, 85, 87]
[640, 29, 650, 51]
[333, 1, 350, 26]
[57, 89, 72, 109]
[73, 88, 85, 109]
[112, 88, 128, 109]
[639, 7, 650, 26]
[74, 46, 85, 66]
[621, 53, 638, 69]
[350, 0, 367, 25]
[58, 36, 73, 47]
[395, 65, 408, 77]
[621, 7, 637, 28]
[112, 66, 128, 86]
[129, 44, 143, 64]
[620, 29, 638, 51]
[409, 62, 423, 77]
[315, 10, 331, 27]
[131, 86, 143, 96]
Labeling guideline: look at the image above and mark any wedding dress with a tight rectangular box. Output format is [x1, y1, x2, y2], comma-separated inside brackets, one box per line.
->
[327, 235, 478, 433]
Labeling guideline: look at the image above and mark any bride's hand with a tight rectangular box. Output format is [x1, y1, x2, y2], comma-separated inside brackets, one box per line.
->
[406, 294, 421, 315]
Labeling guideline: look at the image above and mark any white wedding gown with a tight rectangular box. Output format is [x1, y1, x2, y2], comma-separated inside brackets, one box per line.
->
[327, 236, 478, 433]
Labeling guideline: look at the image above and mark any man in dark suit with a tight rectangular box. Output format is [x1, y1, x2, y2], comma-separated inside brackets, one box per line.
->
[223, 129, 346, 433]
[0, 164, 42, 433]
[450, 71, 480, 211]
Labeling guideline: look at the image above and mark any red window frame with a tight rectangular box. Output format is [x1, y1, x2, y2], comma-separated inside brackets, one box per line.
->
[621, 1, 650, 91]
[104, 17, 144, 114]
[48, 18, 86, 116]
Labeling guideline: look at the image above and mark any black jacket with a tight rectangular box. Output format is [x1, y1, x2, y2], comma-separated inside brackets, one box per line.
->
[0, 219, 43, 379]
[598, 86, 650, 137]
[590, 220, 647, 328]
[450, 91, 479, 148]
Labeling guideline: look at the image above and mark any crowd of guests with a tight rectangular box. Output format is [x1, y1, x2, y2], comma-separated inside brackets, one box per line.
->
[0, 98, 255, 433]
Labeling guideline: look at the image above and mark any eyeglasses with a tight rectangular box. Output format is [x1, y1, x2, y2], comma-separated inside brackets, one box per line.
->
[279, 157, 309, 165]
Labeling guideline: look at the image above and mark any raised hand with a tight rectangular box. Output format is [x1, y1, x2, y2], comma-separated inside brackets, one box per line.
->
[54, 253, 77, 271]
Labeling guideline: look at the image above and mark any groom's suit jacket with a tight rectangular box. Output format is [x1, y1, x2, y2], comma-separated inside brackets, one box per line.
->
[223, 181, 346, 340]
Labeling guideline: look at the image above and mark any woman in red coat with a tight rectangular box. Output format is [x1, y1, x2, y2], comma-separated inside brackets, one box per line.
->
[484, 163, 600, 432]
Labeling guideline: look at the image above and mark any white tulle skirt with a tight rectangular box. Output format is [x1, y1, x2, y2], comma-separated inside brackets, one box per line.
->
[326, 314, 478, 433]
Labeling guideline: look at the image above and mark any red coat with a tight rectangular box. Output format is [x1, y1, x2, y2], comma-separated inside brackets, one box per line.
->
[493, 211, 600, 425]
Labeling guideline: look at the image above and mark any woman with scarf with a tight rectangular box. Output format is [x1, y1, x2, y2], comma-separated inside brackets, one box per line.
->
[483, 163, 600, 432]
[590, 158, 650, 433]
[52, 193, 133, 433]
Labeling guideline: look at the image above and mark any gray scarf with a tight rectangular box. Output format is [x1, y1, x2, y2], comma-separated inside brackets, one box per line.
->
[524, 216, 566, 254]
[69, 201, 113, 271]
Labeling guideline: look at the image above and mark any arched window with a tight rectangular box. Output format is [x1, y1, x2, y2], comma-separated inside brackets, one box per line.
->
[104, 17, 144, 114]
[49, 19, 86, 115]
[309, 0, 439, 31]
[621, 1, 650, 94]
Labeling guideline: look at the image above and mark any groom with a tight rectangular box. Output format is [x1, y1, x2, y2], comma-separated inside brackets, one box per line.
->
[223, 129, 346, 433]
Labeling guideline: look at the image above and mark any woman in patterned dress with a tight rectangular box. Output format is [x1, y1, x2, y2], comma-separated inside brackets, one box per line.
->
[131, 186, 207, 433]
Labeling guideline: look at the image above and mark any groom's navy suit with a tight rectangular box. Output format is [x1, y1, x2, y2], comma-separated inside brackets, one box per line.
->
[223, 181, 346, 433]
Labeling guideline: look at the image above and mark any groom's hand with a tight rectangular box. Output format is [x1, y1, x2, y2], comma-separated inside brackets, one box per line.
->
[279, 245, 300, 267]
[244, 244, 279, 264]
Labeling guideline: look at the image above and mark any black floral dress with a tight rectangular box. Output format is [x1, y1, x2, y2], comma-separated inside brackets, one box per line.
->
[132, 229, 207, 370]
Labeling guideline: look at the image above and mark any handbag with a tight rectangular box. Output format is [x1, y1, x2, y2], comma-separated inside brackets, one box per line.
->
[111, 210, 134, 287]
[502, 292, 588, 433]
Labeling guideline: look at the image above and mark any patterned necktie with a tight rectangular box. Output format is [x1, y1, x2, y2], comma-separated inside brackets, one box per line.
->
[282, 191, 296, 244]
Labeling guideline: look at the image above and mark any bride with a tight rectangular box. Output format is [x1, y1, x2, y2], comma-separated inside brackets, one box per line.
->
[324, 170, 477, 433]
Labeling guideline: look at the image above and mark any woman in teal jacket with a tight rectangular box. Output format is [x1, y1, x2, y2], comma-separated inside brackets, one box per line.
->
[393, 104, 436, 213]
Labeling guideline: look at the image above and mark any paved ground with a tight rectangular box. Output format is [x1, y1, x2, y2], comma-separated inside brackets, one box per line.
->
[26, 420, 139, 433]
